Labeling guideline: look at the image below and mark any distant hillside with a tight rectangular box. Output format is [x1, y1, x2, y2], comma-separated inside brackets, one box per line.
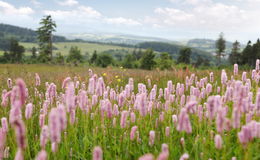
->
[138, 41, 216, 64]
[66, 33, 243, 55]
[0, 23, 67, 50]
[0, 23, 144, 51]
[65, 33, 175, 45]
[185, 39, 244, 54]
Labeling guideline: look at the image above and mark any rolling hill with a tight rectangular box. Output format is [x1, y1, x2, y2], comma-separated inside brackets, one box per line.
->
[0, 23, 66, 43]
[138, 41, 216, 64]
[184, 38, 245, 54]
[64, 33, 175, 45]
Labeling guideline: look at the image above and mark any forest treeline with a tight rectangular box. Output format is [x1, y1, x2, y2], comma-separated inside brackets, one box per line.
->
[0, 23, 66, 45]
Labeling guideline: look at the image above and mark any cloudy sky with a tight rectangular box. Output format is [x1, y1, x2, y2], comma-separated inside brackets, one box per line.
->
[0, 0, 260, 42]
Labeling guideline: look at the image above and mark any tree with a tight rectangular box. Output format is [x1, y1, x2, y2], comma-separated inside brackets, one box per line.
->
[122, 54, 135, 69]
[140, 49, 156, 70]
[90, 50, 98, 64]
[251, 39, 260, 66]
[36, 15, 56, 62]
[159, 52, 172, 70]
[215, 32, 226, 65]
[194, 55, 203, 67]
[194, 55, 210, 67]
[96, 54, 114, 68]
[239, 39, 260, 67]
[0, 36, 9, 51]
[241, 41, 253, 65]
[0, 51, 10, 63]
[8, 39, 25, 63]
[133, 48, 143, 60]
[177, 47, 191, 64]
[55, 52, 65, 65]
[229, 40, 240, 64]
[67, 46, 83, 65]
[132, 48, 137, 59]
[31, 47, 37, 59]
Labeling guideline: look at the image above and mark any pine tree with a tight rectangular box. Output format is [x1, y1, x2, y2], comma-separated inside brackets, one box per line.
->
[36, 15, 56, 62]
[240, 39, 260, 67]
[31, 47, 37, 59]
[241, 41, 252, 65]
[90, 50, 98, 64]
[215, 32, 226, 66]
[229, 40, 240, 64]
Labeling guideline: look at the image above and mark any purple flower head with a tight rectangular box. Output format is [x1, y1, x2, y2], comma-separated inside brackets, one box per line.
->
[93, 146, 103, 160]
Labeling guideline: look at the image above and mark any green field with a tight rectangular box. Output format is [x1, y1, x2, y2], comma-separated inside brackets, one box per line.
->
[20, 42, 135, 56]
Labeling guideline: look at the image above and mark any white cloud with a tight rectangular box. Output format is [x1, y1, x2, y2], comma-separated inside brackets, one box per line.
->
[30, 0, 41, 6]
[194, 3, 247, 28]
[155, 8, 194, 23]
[44, 5, 102, 20]
[105, 17, 141, 26]
[0, 1, 36, 29]
[58, 0, 79, 6]
[77, 6, 101, 17]
[0, 1, 34, 15]
[169, 0, 212, 5]
[44, 6, 142, 27]
[247, 0, 260, 2]
[151, 2, 255, 32]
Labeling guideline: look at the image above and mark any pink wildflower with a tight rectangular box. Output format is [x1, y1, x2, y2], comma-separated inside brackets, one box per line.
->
[93, 146, 103, 160]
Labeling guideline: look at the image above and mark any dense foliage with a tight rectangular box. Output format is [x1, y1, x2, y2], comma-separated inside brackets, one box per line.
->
[96, 54, 114, 68]
[140, 49, 157, 70]
[177, 48, 191, 64]
[158, 52, 172, 70]
[67, 46, 84, 65]
[0, 39, 25, 63]
[228, 39, 260, 67]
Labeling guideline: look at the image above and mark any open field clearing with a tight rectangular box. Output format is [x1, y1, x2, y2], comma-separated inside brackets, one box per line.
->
[0, 64, 260, 160]
[20, 42, 135, 56]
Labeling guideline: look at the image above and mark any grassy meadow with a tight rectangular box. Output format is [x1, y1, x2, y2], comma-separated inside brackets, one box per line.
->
[0, 64, 259, 160]
[19, 42, 135, 56]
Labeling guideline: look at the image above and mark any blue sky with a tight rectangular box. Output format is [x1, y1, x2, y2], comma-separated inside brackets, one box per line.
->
[1, 0, 260, 42]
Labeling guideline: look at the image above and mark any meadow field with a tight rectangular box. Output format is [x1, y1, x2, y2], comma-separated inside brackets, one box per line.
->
[19, 42, 135, 56]
[0, 64, 259, 160]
